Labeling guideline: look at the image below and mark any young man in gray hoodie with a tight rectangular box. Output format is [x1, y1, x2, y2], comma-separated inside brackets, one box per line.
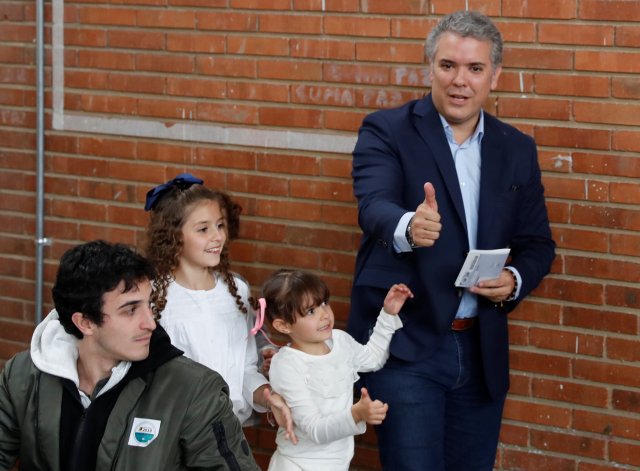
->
[0, 240, 261, 471]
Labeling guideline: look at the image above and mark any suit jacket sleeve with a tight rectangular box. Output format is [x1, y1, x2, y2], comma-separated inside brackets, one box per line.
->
[353, 109, 412, 248]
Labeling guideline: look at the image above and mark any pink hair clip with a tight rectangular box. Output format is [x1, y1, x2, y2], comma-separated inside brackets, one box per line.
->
[251, 298, 267, 336]
[251, 298, 281, 348]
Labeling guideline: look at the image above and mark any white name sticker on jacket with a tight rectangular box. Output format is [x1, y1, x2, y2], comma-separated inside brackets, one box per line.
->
[128, 418, 161, 447]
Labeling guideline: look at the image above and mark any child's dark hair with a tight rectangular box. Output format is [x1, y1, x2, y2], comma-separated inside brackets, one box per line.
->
[262, 269, 330, 326]
[52, 240, 156, 339]
[144, 183, 247, 319]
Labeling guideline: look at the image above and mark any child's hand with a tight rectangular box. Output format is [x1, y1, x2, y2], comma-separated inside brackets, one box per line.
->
[383, 283, 414, 315]
[261, 348, 277, 377]
[351, 387, 388, 425]
[264, 387, 298, 445]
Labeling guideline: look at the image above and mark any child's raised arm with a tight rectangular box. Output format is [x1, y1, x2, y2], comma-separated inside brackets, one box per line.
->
[383, 283, 414, 315]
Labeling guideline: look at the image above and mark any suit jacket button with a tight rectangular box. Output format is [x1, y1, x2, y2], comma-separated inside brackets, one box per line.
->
[457, 289, 463, 298]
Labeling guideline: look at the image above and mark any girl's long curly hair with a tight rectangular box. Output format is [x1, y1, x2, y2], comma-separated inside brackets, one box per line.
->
[144, 184, 249, 319]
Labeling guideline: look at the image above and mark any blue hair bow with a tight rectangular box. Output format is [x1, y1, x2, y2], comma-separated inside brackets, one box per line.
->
[144, 173, 204, 211]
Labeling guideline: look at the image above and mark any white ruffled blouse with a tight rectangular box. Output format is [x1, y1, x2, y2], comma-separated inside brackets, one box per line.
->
[159, 275, 268, 424]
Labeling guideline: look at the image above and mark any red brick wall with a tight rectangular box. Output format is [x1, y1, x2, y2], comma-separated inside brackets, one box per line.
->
[2, 0, 640, 469]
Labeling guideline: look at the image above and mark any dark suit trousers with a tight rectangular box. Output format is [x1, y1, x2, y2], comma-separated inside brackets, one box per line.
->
[363, 324, 506, 471]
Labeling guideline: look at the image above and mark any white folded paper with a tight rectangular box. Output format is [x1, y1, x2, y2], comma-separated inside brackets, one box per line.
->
[454, 248, 511, 288]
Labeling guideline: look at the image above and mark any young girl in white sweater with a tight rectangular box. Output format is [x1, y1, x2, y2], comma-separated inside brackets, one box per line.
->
[143, 173, 291, 435]
[261, 269, 413, 470]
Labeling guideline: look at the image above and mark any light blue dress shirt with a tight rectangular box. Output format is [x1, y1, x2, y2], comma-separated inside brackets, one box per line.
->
[394, 111, 521, 318]
[444, 113, 482, 318]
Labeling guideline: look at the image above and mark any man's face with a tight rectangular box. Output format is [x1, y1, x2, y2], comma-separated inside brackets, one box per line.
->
[92, 279, 156, 363]
[429, 32, 501, 132]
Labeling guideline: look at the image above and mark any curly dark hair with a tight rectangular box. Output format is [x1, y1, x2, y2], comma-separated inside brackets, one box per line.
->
[52, 240, 156, 339]
[144, 184, 250, 319]
[261, 269, 330, 327]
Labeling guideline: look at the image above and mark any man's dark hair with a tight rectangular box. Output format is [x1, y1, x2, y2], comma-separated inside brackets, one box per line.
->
[51, 240, 156, 339]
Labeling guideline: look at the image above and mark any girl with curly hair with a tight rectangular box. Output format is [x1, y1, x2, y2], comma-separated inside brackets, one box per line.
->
[143, 173, 289, 432]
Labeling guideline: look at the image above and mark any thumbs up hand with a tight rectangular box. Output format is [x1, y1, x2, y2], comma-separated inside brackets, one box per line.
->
[351, 387, 388, 425]
[408, 182, 441, 248]
[423, 181, 438, 212]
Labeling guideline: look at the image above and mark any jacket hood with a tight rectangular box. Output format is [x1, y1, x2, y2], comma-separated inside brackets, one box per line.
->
[30, 311, 183, 388]
[30, 309, 82, 384]
[30, 310, 132, 397]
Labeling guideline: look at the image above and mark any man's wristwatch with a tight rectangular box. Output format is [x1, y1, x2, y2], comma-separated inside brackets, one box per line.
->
[406, 216, 418, 248]
[504, 268, 518, 301]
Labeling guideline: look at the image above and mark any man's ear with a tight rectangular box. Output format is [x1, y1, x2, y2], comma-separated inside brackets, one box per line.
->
[272, 319, 292, 335]
[71, 312, 96, 337]
[490, 65, 502, 90]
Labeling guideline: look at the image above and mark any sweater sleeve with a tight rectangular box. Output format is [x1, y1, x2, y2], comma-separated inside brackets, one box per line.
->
[349, 309, 403, 373]
[269, 353, 365, 445]
[242, 321, 269, 413]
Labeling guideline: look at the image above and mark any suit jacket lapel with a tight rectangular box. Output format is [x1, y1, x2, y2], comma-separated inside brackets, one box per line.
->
[412, 95, 467, 233]
[477, 115, 507, 248]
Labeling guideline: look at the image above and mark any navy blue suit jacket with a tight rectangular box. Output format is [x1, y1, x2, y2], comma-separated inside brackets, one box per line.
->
[347, 94, 555, 399]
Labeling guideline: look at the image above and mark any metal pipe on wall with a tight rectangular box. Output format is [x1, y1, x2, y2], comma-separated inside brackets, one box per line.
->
[34, 0, 49, 325]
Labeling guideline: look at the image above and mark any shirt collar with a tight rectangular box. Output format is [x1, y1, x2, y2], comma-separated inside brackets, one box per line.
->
[439, 110, 485, 146]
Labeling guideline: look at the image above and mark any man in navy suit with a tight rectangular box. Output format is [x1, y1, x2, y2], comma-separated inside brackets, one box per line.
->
[348, 10, 555, 471]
